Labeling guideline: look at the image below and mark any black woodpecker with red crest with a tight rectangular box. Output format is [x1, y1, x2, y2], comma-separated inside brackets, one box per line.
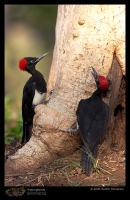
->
[19, 52, 49, 143]
[60, 67, 109, 176]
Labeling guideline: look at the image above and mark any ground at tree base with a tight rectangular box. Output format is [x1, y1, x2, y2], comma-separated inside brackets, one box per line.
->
[5, 139, 125, 187]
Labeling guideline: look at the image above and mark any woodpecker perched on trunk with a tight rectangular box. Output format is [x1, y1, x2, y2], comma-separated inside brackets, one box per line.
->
[19, 52, 49, 143]
[60, 67, 109, 176]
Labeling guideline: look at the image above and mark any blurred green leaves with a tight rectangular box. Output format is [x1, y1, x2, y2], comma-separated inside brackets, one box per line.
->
[5, 121, 23, 144]
[5, 96, 11, 122]
[5, 96, 23, 143]
[4, 96, 22, 143]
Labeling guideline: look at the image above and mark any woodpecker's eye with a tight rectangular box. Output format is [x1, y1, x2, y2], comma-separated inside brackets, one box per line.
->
[31, 60, 34, 63]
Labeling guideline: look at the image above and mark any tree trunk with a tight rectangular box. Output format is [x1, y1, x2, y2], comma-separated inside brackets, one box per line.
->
[5, 5, 125, 177]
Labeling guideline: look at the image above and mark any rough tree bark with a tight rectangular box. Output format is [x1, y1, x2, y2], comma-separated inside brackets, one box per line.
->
[5, 5, 125, 176]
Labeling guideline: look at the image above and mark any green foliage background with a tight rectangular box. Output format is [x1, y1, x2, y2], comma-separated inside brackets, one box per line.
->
[5, 5, 58, 143]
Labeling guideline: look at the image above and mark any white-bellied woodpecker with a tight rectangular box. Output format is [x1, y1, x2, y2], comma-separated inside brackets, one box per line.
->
[19, 52, 49, 143]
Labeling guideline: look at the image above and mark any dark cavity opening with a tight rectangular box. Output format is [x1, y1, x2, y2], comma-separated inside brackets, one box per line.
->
[114, 104, 123, 116]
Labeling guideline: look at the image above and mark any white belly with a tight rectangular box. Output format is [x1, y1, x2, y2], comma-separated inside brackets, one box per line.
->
[33, 89, 46, 106]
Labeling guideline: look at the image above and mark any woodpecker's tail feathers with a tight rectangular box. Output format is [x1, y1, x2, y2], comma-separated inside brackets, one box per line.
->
[81, 150, 93, 176]
[80, 145, 98, 176]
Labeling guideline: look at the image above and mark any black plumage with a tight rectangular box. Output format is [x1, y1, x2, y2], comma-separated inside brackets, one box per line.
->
[19, 53, 49, 143]
[77, 67, 109, 176]
[76, 89, 109, 176]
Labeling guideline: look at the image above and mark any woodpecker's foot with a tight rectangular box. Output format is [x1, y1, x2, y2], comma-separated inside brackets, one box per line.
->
[32, 104, 36, 109]
[60, 128, 74, 136]
[42, 90, 54, 104]
[60, 122, 79, 136]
